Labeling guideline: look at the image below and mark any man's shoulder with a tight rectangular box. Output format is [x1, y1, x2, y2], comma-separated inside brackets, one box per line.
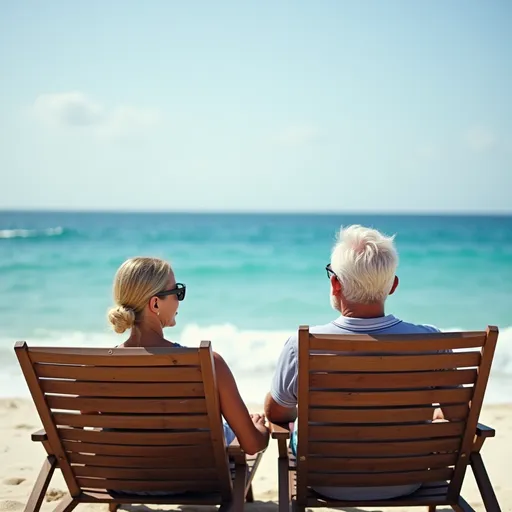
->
[393, 321, 441, 334]
[284, 322, 340, 348]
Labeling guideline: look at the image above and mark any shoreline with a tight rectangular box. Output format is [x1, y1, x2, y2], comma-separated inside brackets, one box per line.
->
[1, 399, 511, 511]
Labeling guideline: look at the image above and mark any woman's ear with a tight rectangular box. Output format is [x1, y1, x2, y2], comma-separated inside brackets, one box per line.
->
[148, 297, 159, 314]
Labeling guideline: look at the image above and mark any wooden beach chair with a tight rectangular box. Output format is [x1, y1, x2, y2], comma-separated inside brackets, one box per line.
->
[15, 340, 263, 512]
[270, 326, 501, 511]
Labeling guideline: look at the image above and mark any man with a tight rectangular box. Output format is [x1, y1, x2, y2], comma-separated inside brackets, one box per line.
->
[264, 224, 441, 501]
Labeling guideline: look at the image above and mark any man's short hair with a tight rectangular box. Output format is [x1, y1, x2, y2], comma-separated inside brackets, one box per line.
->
[330, 224, 398, 304]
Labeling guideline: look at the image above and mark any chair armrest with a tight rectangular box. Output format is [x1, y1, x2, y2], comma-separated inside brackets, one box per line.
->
[476, 423, 495, 438]
[31, 428, 47, 442]
[269, 422, 291, 440]
[227, 437, 247, 465]
[227, 437, 243, 456]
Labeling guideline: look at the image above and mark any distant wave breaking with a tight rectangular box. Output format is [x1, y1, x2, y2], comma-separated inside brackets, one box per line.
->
[0, 227, 65, 240]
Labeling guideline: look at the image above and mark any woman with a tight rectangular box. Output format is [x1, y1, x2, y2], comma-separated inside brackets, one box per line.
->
[107, 256, 269, 455]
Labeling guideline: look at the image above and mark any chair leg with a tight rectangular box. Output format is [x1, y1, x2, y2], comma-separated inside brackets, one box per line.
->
[277, 456, 290, 512]
[470, 452, 501, 512]
[245, 484, 254, 502]
[109, 504, 120, 512]
[24, 456, 58, 512]
[451, 496, 476, 512]
[231, 464, 246, 512]
[52, 495, 78, 512]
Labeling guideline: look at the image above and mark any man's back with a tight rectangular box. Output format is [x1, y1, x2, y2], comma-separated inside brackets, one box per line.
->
[270, 314, 441, 501]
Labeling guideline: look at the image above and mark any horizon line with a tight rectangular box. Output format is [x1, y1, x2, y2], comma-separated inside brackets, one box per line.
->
[1, 208, 511, 216]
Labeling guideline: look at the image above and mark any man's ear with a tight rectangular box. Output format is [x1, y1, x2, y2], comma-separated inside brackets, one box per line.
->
[331, 275, 342, 295]
[389, 275, 399, 296]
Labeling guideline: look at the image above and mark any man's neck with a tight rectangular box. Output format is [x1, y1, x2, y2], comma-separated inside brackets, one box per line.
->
[340, 302, 386, 319]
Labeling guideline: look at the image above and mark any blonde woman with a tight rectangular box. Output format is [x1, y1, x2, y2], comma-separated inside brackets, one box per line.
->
[107, 257, 269, 456]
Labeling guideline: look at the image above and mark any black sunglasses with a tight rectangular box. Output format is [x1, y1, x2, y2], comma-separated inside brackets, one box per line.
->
[325, 263, 337, 279]
[155, 282, 186, 301]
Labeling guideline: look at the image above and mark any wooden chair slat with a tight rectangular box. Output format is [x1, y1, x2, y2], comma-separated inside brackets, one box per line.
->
[309, 404, 469, 423]
[72, 466, 218, 480]
[77, 477, 220, 492]
[309, 387, 473, 407]
[308, 467, 454, 487]
[58, 428, 210, 446]
[308, 453, 457, 472]
[28, 347, 200, 366]
[310, 369, 477, 389]
[36, 365, 202, 382]
[309, 352, 481, 372]
[48, 396, 207, 414]
[309, 331, 486, 352]
[309, 438, 460, 457]
[41, 380, 205, 397]
[53, 412, 209, 430]
[68, 452, 215, 468]
[80, 490, 221, 505]
[63, 441, 213, 458]
[309, 422, 464, 441]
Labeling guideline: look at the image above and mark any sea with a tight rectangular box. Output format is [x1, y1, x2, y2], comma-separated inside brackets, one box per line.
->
[1, 211, 511, 404]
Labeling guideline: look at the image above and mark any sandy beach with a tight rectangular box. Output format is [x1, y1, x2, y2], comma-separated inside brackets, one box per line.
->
[0, 399, 510, 512]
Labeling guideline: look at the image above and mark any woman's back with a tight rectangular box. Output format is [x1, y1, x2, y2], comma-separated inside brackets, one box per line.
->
[107, 257, 268, 455]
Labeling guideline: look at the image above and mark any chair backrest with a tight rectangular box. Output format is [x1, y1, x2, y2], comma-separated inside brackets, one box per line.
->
[295, 326, 498, 503]
[15, 341, 232, 500]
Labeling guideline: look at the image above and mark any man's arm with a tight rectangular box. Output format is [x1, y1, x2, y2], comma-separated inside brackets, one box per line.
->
[265, 335, 299, 424]
[264, 392, 297, 423]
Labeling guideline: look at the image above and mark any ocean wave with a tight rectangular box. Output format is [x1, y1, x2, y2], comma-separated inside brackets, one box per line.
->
[2, 324, 512, 403]
[0, 226, 65, 240]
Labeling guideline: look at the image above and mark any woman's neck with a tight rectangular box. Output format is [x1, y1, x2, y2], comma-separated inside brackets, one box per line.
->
[123, 324, 168, 347]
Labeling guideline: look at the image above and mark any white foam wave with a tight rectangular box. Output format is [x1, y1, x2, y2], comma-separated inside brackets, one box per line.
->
[0, 226, 64, 239]
[2, 324, 512, 404]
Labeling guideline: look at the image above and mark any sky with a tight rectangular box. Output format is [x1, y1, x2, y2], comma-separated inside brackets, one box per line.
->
[0, 1, 511, 213]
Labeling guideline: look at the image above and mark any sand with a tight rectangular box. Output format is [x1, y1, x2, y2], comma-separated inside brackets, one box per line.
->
[0, 399, 510, 511]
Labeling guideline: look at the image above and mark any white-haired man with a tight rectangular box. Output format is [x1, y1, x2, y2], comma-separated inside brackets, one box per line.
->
[264, 224, 441, 501]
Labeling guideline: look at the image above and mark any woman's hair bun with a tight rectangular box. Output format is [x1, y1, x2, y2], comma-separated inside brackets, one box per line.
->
[107, 305, 136, 334]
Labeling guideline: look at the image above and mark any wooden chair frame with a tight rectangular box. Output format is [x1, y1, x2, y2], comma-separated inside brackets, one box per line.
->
[270, 326, 501, 512]
[15, 340, 263, 512]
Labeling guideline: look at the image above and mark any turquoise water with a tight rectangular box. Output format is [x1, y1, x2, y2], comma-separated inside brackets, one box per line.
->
[1, 211, 511, 401]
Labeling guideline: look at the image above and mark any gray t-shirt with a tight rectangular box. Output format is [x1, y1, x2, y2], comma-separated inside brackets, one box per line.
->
[270, 314, 441, 501]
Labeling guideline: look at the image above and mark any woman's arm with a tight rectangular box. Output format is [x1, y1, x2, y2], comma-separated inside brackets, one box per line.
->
[213, 352, 269, 455]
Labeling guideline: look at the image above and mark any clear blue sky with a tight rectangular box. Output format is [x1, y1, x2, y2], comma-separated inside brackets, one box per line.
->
[1, 1, 511, 212]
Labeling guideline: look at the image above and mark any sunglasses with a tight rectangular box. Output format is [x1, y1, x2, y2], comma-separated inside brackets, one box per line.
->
[325, 263, 338, 279]
[155, 283, 186, 301]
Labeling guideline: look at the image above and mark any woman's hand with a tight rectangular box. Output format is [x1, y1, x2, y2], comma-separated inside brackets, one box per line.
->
[250, 413, 266, 425]
[251, 413, 269, 436]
